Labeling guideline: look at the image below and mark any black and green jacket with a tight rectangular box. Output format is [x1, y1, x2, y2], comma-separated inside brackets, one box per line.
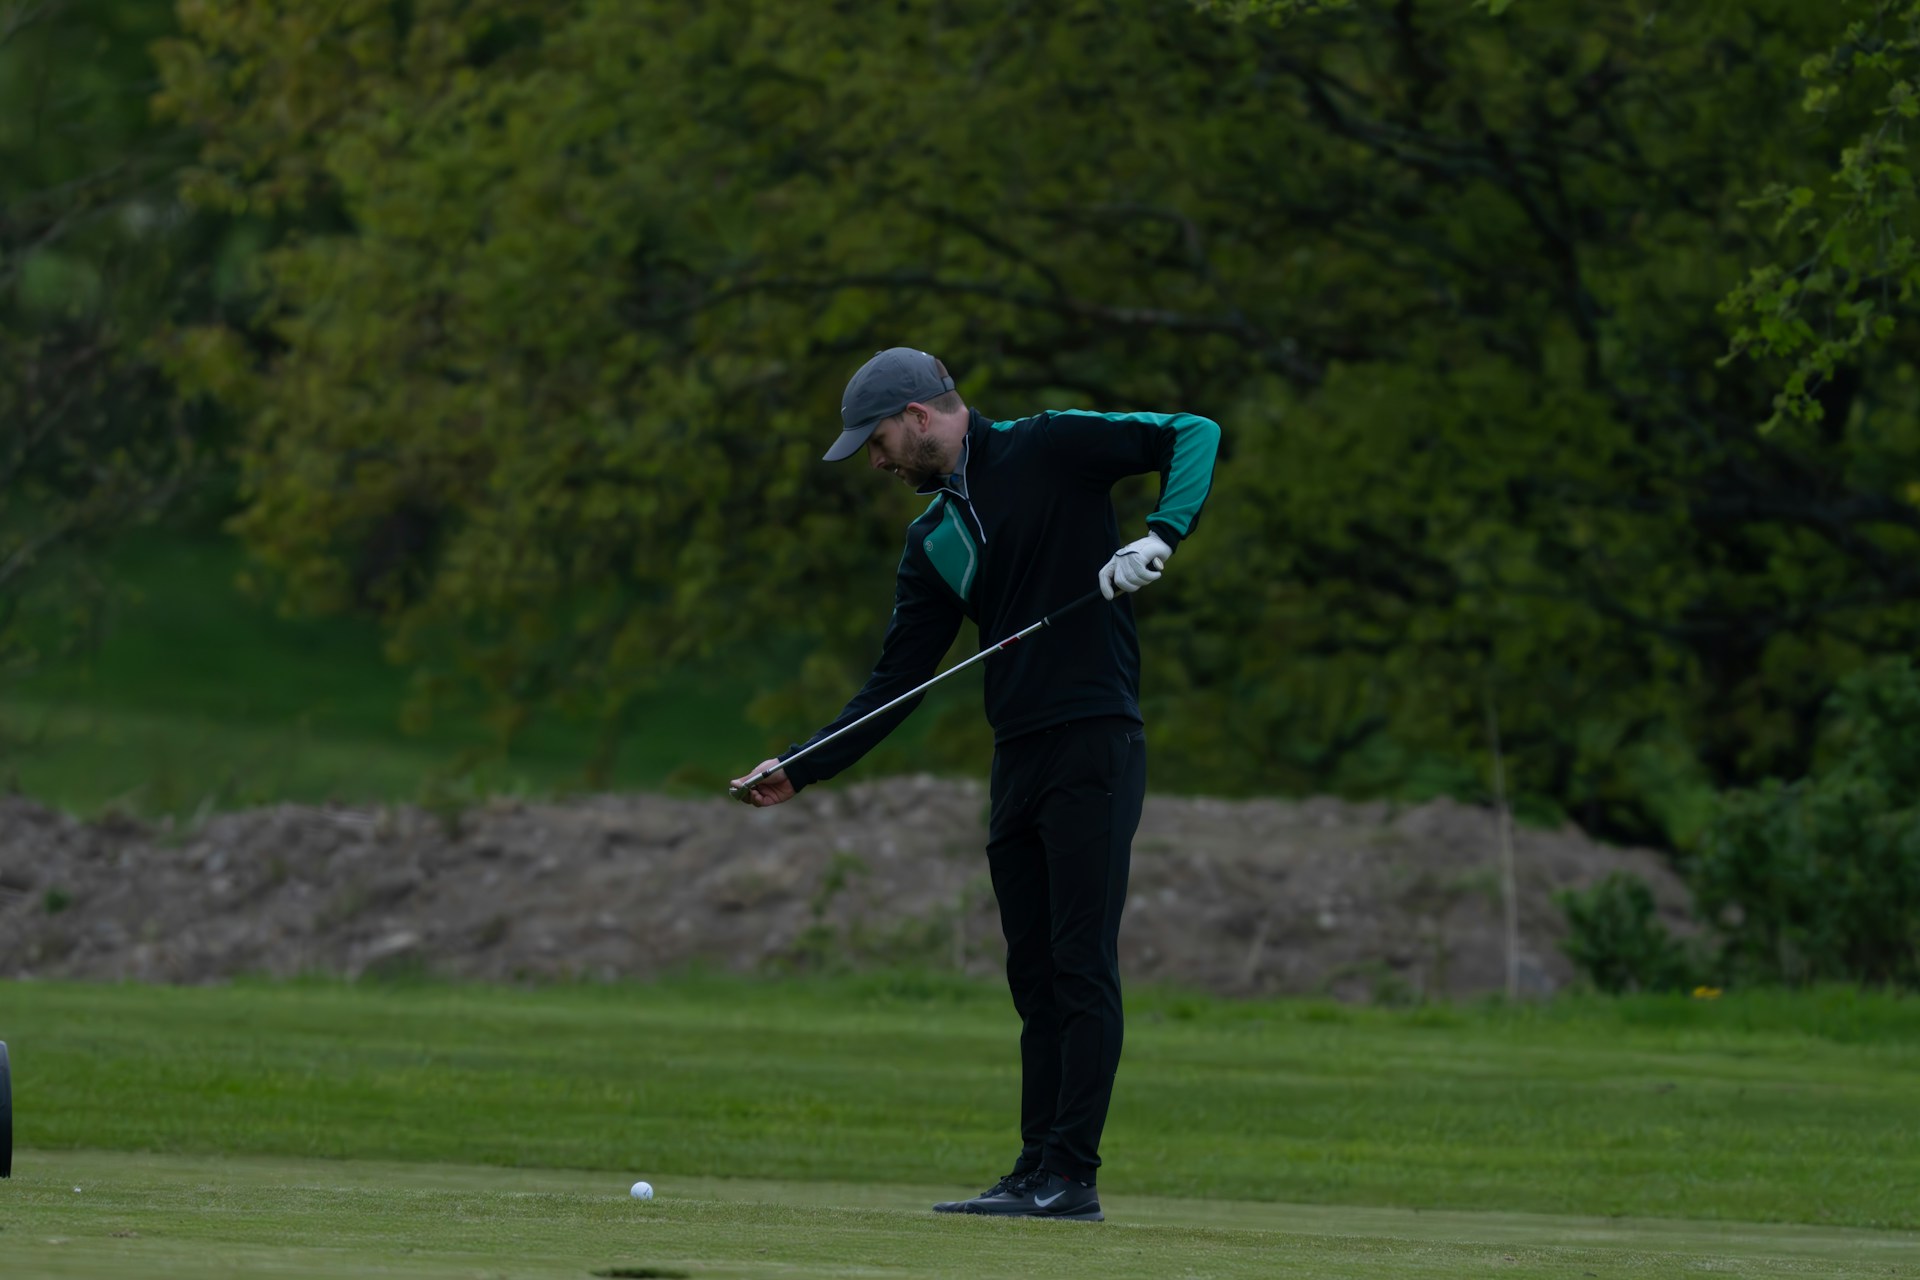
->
[781, 407, 1221, 791]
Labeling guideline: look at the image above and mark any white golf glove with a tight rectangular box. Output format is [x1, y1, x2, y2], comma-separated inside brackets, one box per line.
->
[1098, 532, 1173, 600]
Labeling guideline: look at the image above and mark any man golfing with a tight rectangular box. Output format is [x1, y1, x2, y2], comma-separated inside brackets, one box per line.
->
[730, 348, 1220, 1222]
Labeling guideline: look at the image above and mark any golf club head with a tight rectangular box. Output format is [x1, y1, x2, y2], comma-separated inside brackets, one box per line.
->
[1, 1039, 11, 1178]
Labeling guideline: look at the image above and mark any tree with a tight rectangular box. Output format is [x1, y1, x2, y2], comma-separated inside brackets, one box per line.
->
[0, 1, 227, 685]
[156, 1, 1920, 837]
[1718, 3, 1920, 433]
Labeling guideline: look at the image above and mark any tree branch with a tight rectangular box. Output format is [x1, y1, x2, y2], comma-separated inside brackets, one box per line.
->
[646, 269, 1328, 386]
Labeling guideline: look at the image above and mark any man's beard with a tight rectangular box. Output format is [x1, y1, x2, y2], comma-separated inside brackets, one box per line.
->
[899, 432, 946, 486]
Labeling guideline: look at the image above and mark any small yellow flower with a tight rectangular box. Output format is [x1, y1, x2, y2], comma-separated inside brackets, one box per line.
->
[1692, 985, 1723, 1000]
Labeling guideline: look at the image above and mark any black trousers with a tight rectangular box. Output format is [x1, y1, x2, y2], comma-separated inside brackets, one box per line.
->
[985, 715, 1147, 1186]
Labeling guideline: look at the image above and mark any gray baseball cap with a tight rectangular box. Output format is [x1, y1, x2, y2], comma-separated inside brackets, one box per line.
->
[823, 347, 957, 462]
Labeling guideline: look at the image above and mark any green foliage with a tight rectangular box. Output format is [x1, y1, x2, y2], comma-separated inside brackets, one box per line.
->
[1195, 0, 1521, 21]
[1720, 2, 1920, 433]
[1554, 872, 1697, 994]
[0, 532, 794, 815]
[0, 1, 229, 692]
[151, 1, 1920, 839]
[1689, 658, 1920, 987]
[1197, 0, 1529, 24]
[1562, 659, 1920, 992]
[1195, 0, 1356, 20]
[0, 338, 200, 673]
[1, 531, 994, 817]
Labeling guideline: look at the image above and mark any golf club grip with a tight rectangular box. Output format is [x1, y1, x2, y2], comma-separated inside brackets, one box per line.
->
[730, 586, 1118, 799]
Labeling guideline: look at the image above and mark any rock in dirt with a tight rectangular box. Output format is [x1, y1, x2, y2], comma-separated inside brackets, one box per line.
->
[0, 780, 1690, 1000]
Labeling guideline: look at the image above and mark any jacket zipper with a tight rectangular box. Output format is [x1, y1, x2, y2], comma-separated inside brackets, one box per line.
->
[947, 437, 987, 546]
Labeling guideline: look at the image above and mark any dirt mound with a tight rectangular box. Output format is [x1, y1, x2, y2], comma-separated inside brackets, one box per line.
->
[0, 779, 1690, 1000]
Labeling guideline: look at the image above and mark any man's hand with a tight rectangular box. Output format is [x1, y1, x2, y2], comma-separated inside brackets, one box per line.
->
[1098, 532, 1173, 600]
[729, 759, 795, 807]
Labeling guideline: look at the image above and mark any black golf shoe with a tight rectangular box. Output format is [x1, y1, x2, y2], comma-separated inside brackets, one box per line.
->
[932, 1169, 1042, 1213]
[955, 1170, 1103, 1221]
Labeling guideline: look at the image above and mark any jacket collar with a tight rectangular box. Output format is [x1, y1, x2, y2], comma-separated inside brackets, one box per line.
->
[914, 409, 986, 500]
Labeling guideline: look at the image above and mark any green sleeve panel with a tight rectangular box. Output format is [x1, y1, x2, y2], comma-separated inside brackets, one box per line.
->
[1139, 411, 1220, 537]
[1037, 410, 1222, 539]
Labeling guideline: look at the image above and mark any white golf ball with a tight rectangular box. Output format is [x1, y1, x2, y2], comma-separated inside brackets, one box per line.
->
[629, 1180, 654, 1200]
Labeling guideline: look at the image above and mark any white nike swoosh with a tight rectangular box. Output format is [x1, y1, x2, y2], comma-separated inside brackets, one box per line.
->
[1034, 1191, 1065, 1207]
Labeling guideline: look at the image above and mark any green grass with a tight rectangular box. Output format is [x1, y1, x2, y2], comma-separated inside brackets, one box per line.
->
[8, 976, 1919, 1223]
[7, 1150, 1914, 1280]
[2, 979, 1916, 1278]
[0, 532, 967, 816]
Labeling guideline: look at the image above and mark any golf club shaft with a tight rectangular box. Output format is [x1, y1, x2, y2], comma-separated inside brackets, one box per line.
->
[731, 587, 1107, 798]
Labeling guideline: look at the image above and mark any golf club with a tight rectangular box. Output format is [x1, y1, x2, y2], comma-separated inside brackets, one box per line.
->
[2, 1039, 11, 1178]
[730, 584, 1115, 800]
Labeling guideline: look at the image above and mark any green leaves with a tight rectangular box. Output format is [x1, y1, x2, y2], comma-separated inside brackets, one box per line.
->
[1198, 0, 1353, 20]
[152, 0, 1920, 838]
[0, 1, 224, 688]
[1555, 873, 1698, 995]
[1719, 0, 1920, 435]
[1692, 659, 1920, 986]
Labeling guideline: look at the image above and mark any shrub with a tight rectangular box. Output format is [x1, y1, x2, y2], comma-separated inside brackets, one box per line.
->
[1555, 872, 1696, 994]
[1688, 659, 1920, 987]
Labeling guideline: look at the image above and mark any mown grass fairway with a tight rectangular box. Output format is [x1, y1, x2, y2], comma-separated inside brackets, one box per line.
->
[7, 1151, 1914, 1280]
[1, 976, 1916, 1277]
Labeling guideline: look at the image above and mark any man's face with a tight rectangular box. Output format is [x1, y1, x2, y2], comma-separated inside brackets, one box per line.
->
[865, 408, 945, 488]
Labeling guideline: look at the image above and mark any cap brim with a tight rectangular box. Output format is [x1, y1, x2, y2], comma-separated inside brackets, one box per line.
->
[822, 418, 881, 462]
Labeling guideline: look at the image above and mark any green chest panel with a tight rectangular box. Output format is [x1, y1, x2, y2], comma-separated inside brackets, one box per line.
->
[922, 499, 979, 603]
